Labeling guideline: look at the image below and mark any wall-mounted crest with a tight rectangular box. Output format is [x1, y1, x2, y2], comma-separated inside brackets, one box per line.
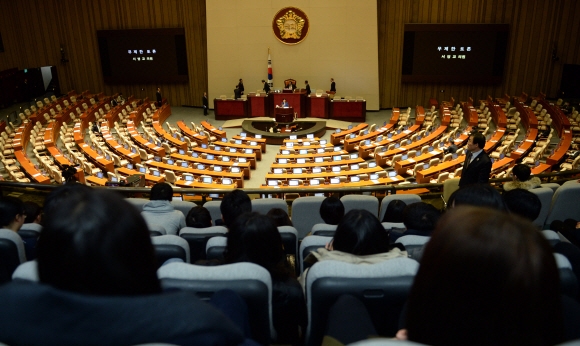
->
[272, 7, 309, 45]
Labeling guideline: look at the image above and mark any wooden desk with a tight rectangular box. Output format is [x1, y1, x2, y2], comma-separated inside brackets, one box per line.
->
[79, 143, 115, 172]
[547, 129, 573, 165]
[330, 123, 367, 145]
[213, 99, 248, 120]
[331, 100, 366, 122]
[509, 128, 538, 161]
[264, 166, 385, 182]
[514, 100, 538, 129]
[153, 121, 187, 151]
[201, 120, 227, 139]
[262, 175, 406, 189]
[275, 150, 350, 160]
[85, 175, 108, 186]
[126, 121, 166, 157]
[531, 163, 552, 175]
[416, 156, 464, 183]
[394, 149, 444, 175]
[271, 158, 364, 170]
[14, 151, 51, 184]
[275, 107, 294, 123]
[174, 179, 238, 190]
[374, 125, 447, 166]
[192, 146, 257, 169]
[117, 167, 164, 185]
[232, 135, 267, 153]
[272, 93, 304, 118]
[248, 93, 270, 117]
[148, 161, 244, 188]
[344, 125, 394, 152]
[101, 129, 141, 164]
[308, 95, 330, 118]
[359, 125, 420, 160]
[177, 121, 209, 146]
[170, 153, 251, 179]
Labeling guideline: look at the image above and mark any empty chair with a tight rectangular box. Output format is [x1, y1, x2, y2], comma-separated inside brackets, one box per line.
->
[179, 226, 228, 262]
[310, 223, 338, 237]
[151, 235, 190, 266]
[0, 228, 27, 284]
[251, 198, 288, 216]
[545, 183, 580, 226]
[299, 235, 332, 275]
[340, 195, 379, 217]
[291, 197, 326, 239]
[158, 261, 275, 345]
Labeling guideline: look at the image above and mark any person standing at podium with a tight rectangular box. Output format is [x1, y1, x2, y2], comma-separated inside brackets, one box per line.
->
[280, 99, 289, 108]
[305, 80, 311, 95]
[234, 85, 241, 99]
[330, 78, 336, 92]
[262, 80, 270, 94]
[237, 79, 244, 95]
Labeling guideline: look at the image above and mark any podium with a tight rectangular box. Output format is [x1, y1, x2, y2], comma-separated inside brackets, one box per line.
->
[275, 107, 294, 123]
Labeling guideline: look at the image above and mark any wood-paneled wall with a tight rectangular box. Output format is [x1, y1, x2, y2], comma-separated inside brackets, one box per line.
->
[0, 1, 578, 109]
[378, 0, 580, 108]
[0, 0, 207, 108]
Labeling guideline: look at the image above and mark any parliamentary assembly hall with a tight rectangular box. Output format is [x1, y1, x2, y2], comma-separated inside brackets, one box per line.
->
[0, 1, 580, 345]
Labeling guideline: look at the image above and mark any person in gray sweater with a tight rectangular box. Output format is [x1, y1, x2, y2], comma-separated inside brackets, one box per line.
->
[141, 183, 186, 235]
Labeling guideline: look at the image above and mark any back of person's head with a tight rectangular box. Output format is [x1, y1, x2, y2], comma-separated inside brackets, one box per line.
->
[185, 206, 212, 228]
[23, 201, 42, 224]
[403, 202, 441, 232]
[382, 199, 407, 223]
[150, 182, 173, 201]
[320, 197, 345, 225]
[266, 208, 293, 227]
[37, 185, 161, 296]
[512, 163, 532, 182]
[225, 212, 292, 280]
[333, 209, 391, 256]
[503, 188, 542, 221]
[0, 196, 25, 229]
[471, 132, 486, 149]
[220, 189, 251, 228]
[406, 206, 563, 346]
[448, 184, 507, 211]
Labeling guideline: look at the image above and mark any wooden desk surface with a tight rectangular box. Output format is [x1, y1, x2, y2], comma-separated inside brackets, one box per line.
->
[174, 179, 238, 189]
[147, 161, 245, 188]
[117, 167, 165, 184]
[531, 163, 552, 175]
[547, 129, 573, 165]
[509, 128, 538, 160]
[176, 120, 209, 145]
[201, 120, 227, 139]
[212, 140, 262, 160]
[85, 175, 108, 186]
[344, 125, 394, 152]
[101, 129, 141, 164]
[275, 150, 351, 159]
[264, 166, 385, 182]
[374, 126, 447, 166]
[79, 143, 115, 172]
[170, 153, 251, 179]
[271, 158, 364, 169]
[358, 125, 420, 159]
[330, 123, 367, 145]
[14, 151, 51, 184]
[394, 149, 445, 175]
[262, 175, 406, 188]
[192, 146, 257, 169]
[232, 134, 267, 152]
[126, 121, 166, 156]
[153, 121, 187, 151]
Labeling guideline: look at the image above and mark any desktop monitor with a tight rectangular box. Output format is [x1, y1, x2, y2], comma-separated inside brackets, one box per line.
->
[333, 156, 342, 161]
[221, 138, 227, 143]
[202, 177, 212, 183]
[299, 149, 308, 155]
[370, 173, 379, 180]
[365, 140, 371, 145]
[335, 129, 341, 133]
[348, 125, 353, 129]
[97, 172, 104, 178]
[330, 178, 340, 184]
[290, 135, 297, 140]
[214, 146, 221, 151]
[297, 158, 306, 164]
[332, 166, 341, 173]
[123, 143, 129, 149]
[452, 153, 458, 160]
[293, 168, 303, 174]
[173, 133, 179, 139]
[267, 180, 278, 186]
[238, 158, 247, 163]
[303, 142, 310, 146]
[181, 162, 188, 168]
[209, 193, 220, 198]
[424, 163, 430, 169]
[274, 168, 283, 174]
[312, 167, 322, 173]
[235, 139, 242, 144]
[240, 132, 246, 138]
[179, 149, 185, 155]
[192, 152, 199, 158]
[369, 162, 377, 168]
[167, 159, 174, 165]
[307, 134, 314, 139]
[126, 163, 133, 170]
[250, 141, 257, 146]
[279, 158, 288, 164]
[207, 154, 214, 160]
[389, 171, 398, 177]
[377, 136, 383, 142]
[231, 167, 240, 173]
[139, 167, 146, 173]
[363, 130, 369, 135]
[111, 177, 118, 182]
[315, 157, 324, 163]
[286, 142, 294, 148]
[310, 179, 320, 185]
[350, 176, 360, 182]
[197, 164, 205, 170]
[282, 150, 290, 155]
[350, 153, 358, 159]
[201, 144, 207, 149]
[351, 164, 359, 170]
[153, 171, 160, 177]
[395, 143, 400, 148]
[350, 134, 356, 139]
[289, 180, 299, 186]
[218, 126, 223, 131]
[428, 146, 434, 152]
[245, 149, 253, 154]
[255, 134, 262, 139]
[185, 175, 194, 181]
[320, 139, 327, 145]
[214, 166, 222, 172]
[230, 148, 237, 153]
[334, 146, 341, 152]
[402, 154, 408, 160]
[317, 148, 325, 153]
[417, 135, 422, 140]
[222, 178, 232, 185]
[154, 156, 161, 162]
[105, 154, 111, 161]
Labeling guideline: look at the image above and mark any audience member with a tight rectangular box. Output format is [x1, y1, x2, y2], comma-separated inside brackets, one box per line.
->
[447, 183, 507, 211]
[390, 202, 440, 242]
[381, 199, 406, 223]
[19, 201, 43, 260]
[0, 196, 30, 263]
[225, 212, 306, 344]
[399, 206, 564, 345]
[185, 206, 212, 228]
[0, 186, 256, 345]
[141, 183, 186, 235]
[503, 163, 541, 191]
[220, 189, 252, 228]
[503, 188, 542, 222]
[22, 201, 42, 229]
[266, 208, 293, 227]
[320, 196, 345, 225]
[302, 209, 407, 286]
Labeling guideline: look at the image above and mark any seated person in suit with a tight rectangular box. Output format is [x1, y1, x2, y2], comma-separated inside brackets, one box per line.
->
[503, 163, 541, 191]
[280, 99, 289, 108]
[0, 185, 256, 345]
[396, 206, 565, 345]
[141, 183, 186, 235]
[186, 206, 212, 228]
[443, 137, 458, 154]
[225, 212, 306, 344]
[284, 81, 292, 90]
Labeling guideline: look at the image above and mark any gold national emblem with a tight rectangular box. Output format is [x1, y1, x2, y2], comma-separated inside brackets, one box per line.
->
[272, 7, 309, 45]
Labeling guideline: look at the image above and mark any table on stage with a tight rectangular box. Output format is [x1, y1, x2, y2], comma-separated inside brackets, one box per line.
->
[213, 99, 247, 120]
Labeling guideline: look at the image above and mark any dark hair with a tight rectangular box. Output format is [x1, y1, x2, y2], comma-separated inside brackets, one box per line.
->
[512, 163, 532, 182]
[150, 182, 173, 201]
[503, 189, 542, 222]
[0, 196, 25, 228]
[382, 199, 407, 223]
[332, 209, 391, 256]
[23, 201, 42, 224]
[406, 206, 563, 346]
[320, 197, 344, 225]
[266, 208, 293, 227]
[470, 132, 486, 149]
[403, 202, 440, 232]
[225, 212, 293, 280]
[305, 80, 308, 83]
[448, 184, 507, 211]
[220, 189, 252, 228]
[186, 206, 212, 228]
[37, 186, 161, 296]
